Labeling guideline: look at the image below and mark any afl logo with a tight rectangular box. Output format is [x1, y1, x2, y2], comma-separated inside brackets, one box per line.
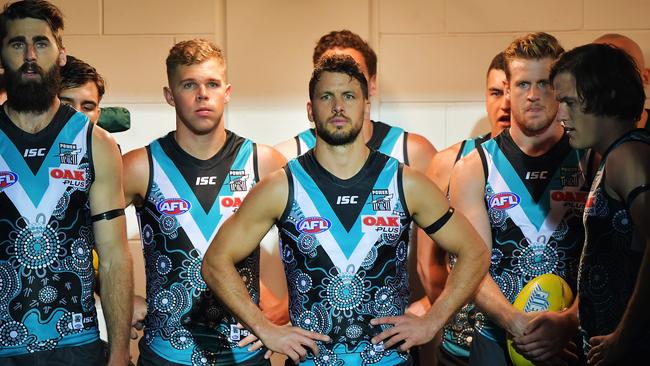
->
[157, 198, 191, 215]
[0, 171, 18, 190]
[296, 217, 331, 234]
[489, 192, 521, 210]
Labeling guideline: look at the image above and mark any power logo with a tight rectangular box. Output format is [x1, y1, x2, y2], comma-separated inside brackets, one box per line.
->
[489, 192, 521, 210]
[0, 171, 18, 190]
[296, 217, 331, 234]
[157, 198, 191, 215]
[361, 215, 400, 234]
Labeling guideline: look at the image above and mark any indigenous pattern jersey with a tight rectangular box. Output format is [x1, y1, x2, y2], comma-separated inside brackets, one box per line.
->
[137, 131, 262, 365]
[295, 120, 408, 164]
[278, 150, 412, 365]
[578, 129, 650, 355]
[0, 105, 98, 356]
[477, 129, 591, 342]
[441, 133, 491, 358]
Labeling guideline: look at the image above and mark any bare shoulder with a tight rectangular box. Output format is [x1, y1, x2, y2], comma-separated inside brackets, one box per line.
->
[273, 137, 298, 161]
[122, 147, 149, 205]
[427, 141, 462, 190]
[241, 167, 290, 219]
[256, 143, 287, 179]
[406, 132, 437, 173]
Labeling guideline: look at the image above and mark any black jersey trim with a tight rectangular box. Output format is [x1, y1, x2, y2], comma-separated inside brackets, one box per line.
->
[403, 131, 410, 166]
[397, 163, 410, 219]
[253, 143, 260, 183]
[626, 184, 650, 210]
[143, 145, 154, 207]
[86, 122, 96, 187]
[476, 144, 489, 182]
[278, 166, 294, 225]
[294, 135, 302, 156]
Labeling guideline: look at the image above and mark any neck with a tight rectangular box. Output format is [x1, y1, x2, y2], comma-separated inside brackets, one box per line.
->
[594, 119, 636, 156]
[314, 135, 370, 180]
[360, 116, 373, 144]
[174, 117, 227, 160]
[637, 109, 648, 129]
[4, 98, 60, 134]
[509, 120, 564, 157]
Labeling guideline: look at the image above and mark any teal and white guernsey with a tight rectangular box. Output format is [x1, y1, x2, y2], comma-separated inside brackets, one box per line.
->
[0, 106, 99, 356]
[278, 150, 412, 365]
[295, 121, 407, 163]
[137, 132, 262, 365]
[476, 130, 590, 343]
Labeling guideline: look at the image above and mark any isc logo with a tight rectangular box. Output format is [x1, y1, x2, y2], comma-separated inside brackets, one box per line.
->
[0, 171, 18, 190]
[196, 176, 218, 186]
[336, 195, 358, 205]
[23, 148, 46, 157]
[525, 171, 548, 180]
[157, 198, 191, 215]
[489, 192, 521, 210]
[296, 217, 331, 234]
[50, 168, 85, 181]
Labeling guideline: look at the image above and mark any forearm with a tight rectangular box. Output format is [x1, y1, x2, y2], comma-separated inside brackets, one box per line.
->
[416, 229, 447, 302]
[203, 254, 273, 337]
[424, 244, 487, 331]
[474, 274, 520, 334]
[99, 251, 133, 363]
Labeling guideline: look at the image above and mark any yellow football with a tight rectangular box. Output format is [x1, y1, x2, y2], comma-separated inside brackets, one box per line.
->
[507, 273, 574, 366]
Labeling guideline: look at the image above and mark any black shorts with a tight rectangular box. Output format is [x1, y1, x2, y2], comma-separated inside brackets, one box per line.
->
[468, 332, 512, 366]
[436, 345, 470, 366]
[0, 340, 105, 366]
[138, 341, 271, 366]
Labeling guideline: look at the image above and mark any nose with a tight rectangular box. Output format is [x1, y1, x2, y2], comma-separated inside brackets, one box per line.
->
[527, 86, 540, 101]
[24, 44, 36, 62]
[500, 95, 511, 112]
[196, 85, 208, 100]
[332, 97, 345, 114]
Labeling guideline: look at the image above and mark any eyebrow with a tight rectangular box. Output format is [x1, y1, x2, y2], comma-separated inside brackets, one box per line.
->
[7, 35, 51, 43]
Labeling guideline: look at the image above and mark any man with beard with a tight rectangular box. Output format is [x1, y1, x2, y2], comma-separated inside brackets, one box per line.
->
[201, 54, 488, 365]
[450, 33, 592, 365]
[0, 1, 132, 365]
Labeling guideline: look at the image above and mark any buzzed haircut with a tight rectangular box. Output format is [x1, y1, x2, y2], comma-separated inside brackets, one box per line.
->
[504, 32, 564, 79]
[166, 39, 226, 81]
[313, 30, 377, 78]
[550, 43, 645, 123]
[0, 0, 64, 48]
[60, 55, 105, 100]
[309, 54, 369, 101]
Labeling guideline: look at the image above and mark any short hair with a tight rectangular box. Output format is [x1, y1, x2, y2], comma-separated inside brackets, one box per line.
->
[166, 39, 226, 81]
[504, 32, 564, 80]
[309, 54, 369, 101]
[550, 43, 645, 123]
[60, 55, 105, 100]
[487, 52, 506, 77]
[0, 0, 64, 48]
[313, 30, 377, 78]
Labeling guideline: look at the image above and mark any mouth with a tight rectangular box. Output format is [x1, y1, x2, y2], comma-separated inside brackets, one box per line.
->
[498, 115, 511, 124]
[560, 121, 575, 133]
[195, 108, 214, 115]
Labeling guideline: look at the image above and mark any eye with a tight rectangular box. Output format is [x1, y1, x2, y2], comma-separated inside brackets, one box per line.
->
[320, 94, 332, 101]
[35, 41, 49, 49]
[207, 81, 220, 88]
[182, 82, 195, 89]
[490, 90, 503, 97]
[343, 93, 355, 100]
[518, 81, 530, 89]
[10, 42, 24, 50]
[82, 103, 96, 112]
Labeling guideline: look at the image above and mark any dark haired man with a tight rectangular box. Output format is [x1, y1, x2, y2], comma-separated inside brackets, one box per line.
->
[551, 43, 650, 365]
[0, 1, 132, 365]
[202, 54, 488, 366]
[59, 55, 105, 124]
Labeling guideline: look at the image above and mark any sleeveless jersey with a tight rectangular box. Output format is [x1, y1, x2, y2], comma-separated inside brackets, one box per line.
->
[137, 131, 262, 365]
[578, 129, 650, 356]
[0, 105, 98, 356]
[477, 130, 591, 342]
[278, 150, 412, 365]
[441, 133, 491, 358]
[295, 121, 408, 164]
